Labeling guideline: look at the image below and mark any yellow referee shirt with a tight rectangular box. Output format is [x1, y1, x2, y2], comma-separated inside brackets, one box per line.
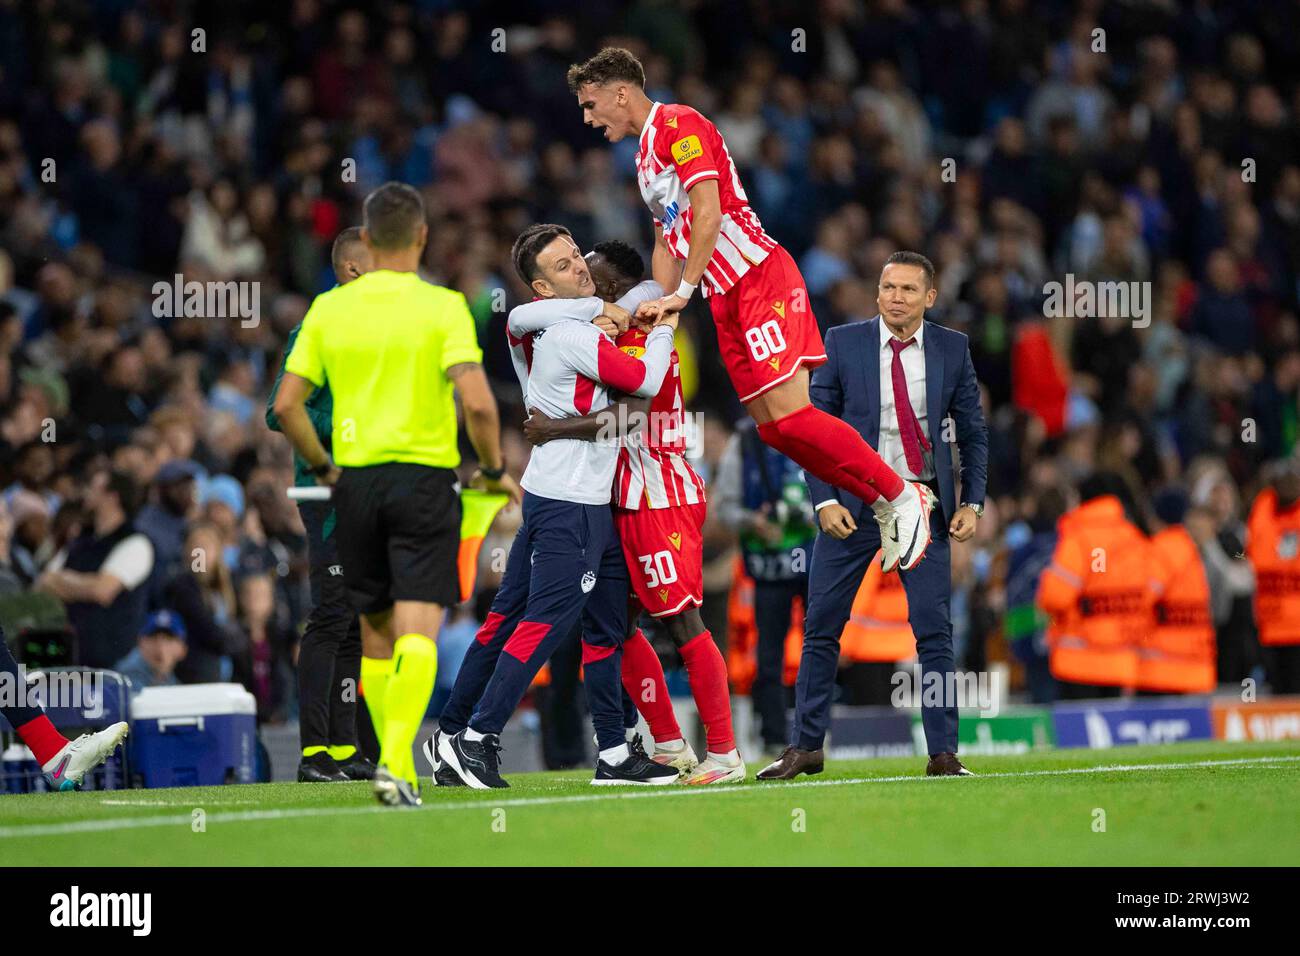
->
[286, 270, 483, 469]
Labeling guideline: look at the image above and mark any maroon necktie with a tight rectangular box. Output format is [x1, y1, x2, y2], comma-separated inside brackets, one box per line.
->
[889, 336, 931, 476]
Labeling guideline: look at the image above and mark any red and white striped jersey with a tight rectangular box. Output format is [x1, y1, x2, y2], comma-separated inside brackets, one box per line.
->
[516, 317, 674, 506]
[636, 102, 779, 297]
[611, 324, 707, 511]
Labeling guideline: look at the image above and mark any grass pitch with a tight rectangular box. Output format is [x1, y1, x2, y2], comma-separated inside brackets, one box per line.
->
[1, 741, 1296, 866]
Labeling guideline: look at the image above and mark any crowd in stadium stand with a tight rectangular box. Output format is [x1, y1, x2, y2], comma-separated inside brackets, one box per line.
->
[2, 0, 1299, 725]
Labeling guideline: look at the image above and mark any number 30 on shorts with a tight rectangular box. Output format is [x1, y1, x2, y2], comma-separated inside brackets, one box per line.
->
[744, 319, 787, 362]
[638, 550, 679, 588]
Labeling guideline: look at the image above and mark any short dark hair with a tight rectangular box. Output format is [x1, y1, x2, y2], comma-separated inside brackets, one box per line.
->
[567, 47, 645, 93]
[511, 223, 573, 285]
[362, 182, 425, 250]
[883, 251, 936, 288]
[590, 240, 644, 282]
[105, 468, 143, 518]
[331, 226, 365, 274]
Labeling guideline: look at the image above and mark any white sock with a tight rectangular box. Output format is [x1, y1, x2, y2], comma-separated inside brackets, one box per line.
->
[885, 482, 912, 505]
[624, 727, 639, 742]
[870, 497, 894, 518]
[655, 737, 685, 752]
[600, 743, 630, 765]
[464, 727, 485, 742]
[708, 749, 741, 765]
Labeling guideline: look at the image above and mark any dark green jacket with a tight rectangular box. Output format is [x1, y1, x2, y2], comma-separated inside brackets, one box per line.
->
[266, 323, 337, 539]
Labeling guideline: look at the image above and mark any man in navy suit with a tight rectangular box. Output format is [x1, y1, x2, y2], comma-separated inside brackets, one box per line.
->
[758, 251, 989, 778]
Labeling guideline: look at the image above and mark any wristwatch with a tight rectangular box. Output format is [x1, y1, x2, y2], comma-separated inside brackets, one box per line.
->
[962, 502, 984, 518]
[480, 463, 506, 481]
[311, 460, 333, 478]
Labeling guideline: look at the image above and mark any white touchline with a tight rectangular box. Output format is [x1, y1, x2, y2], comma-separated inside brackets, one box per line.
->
[1, 755, 1296, 840]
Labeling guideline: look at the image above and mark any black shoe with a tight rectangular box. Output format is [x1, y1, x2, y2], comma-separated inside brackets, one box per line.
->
[592, 751, 680, 786]
[297, 752, 348, 783]
[438, 730, 508, 789]
[336, 753, 377, 780]
[627, 731, 650, 760]
[373, 766, 422, 806]
[434, 763, 466, 787]
[421, 729, 444, 774]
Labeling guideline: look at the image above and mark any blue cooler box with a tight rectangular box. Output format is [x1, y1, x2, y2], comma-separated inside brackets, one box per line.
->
[130, 684, 256, 787]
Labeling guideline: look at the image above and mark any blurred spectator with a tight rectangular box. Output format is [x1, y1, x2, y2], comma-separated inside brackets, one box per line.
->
[135, 459, 201, 602]
[162, 522, 243, 684]
[115, 609, 188, 692]
[34, 469, 154, 668]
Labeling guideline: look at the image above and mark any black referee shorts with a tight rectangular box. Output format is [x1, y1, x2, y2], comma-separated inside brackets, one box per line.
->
[333, 463, 461, 615]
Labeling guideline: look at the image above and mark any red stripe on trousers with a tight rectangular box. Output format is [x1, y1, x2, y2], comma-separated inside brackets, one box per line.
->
[503, 620, 551, 662]
[581, 641, 617, 664]
[475, 611, 505, 646]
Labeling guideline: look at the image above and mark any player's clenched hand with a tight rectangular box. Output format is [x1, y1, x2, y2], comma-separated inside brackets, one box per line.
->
[472, 468, 523, 507]
[600, 301, 631, 334]
[593, 315, 618, 337]
[318, 464, 342, 487]
[650, 293, 689, 317]
[633, 300, 661, 326]
[818, 503, 857, 540]
[522, 407, 558, 446]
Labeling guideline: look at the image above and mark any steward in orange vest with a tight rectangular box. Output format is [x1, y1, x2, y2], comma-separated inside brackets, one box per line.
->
[1246, 463, 1300, 693]
[1139, 490, 1216, 693]
[841, 563, 917, 664]
[1037, 475, 1153, 696]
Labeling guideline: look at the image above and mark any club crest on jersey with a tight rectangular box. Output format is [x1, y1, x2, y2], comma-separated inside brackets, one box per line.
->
[668, 531, 682, 551]
[581, 571, 597, 593]
[771, 300, 785, 318]
[672, 135, 703, 166]
[657, 587, 671, 603]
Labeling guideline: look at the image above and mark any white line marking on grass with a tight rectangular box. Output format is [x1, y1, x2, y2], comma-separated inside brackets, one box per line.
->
[98, 798, 261, 807]
[2, 754, 1296, 840]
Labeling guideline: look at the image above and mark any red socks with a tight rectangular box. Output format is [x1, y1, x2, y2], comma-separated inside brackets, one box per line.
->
[620, 629, 682, 742]
[679, 631, 735, 753]
[757, 404, 904, 503]
[17, 715, 69, 766]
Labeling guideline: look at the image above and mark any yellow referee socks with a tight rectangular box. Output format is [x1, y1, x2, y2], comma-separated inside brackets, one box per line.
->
[382, 634, 437, 785]
[361, 656, 394, 743]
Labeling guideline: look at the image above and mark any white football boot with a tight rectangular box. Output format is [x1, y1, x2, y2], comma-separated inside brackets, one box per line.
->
[879, 482, 937, 572]
[41, 721, 129, 791]
[682, 750, 746, 785]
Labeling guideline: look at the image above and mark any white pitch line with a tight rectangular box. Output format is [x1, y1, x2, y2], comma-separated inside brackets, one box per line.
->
[1, 754, 1296, 841]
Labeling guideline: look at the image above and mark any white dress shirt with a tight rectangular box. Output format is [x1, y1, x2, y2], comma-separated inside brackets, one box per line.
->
[815, 320, 932, 512]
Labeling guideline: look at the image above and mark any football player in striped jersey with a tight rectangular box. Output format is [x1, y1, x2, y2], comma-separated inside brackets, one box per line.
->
[523, 240, 744, 785]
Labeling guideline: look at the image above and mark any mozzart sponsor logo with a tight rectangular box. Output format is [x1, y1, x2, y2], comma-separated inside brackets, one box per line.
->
[1053, 700, 1214, 749]
[50, 886, 151, 936]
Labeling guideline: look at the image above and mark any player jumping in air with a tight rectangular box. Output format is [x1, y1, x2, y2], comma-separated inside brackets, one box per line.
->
[568, 48, 936, 572]
[523, 240, 743, 784]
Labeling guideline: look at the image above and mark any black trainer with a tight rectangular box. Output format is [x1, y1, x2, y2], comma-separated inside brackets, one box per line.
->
[336, 753, 377, 781]
[434, 764, 466, 787]
[592, 751, 680, 786]
[439, 729, 508, 789]
[297, 752, 348, 783]
[421, 729, 443, 774]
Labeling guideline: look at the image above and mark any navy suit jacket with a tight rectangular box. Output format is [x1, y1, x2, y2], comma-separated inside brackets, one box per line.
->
[805, 316, 988, 523]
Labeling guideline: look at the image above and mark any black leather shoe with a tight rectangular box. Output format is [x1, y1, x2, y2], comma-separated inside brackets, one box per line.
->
[336, 754, 377, 780]
[756, 746, 825, 780]
[297, 752, 348, 782]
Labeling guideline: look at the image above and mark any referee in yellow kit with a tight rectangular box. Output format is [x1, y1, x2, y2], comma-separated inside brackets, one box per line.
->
[274, 182, 521, 806]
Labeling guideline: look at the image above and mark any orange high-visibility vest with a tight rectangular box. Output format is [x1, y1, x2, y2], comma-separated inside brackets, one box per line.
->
[1138, 526, 1215, 692]
[1037, 496, 1152, 688]
[726, 556, 804, 693]
[840, 562, 917, 663]
[1247, 488, 1300, 647]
